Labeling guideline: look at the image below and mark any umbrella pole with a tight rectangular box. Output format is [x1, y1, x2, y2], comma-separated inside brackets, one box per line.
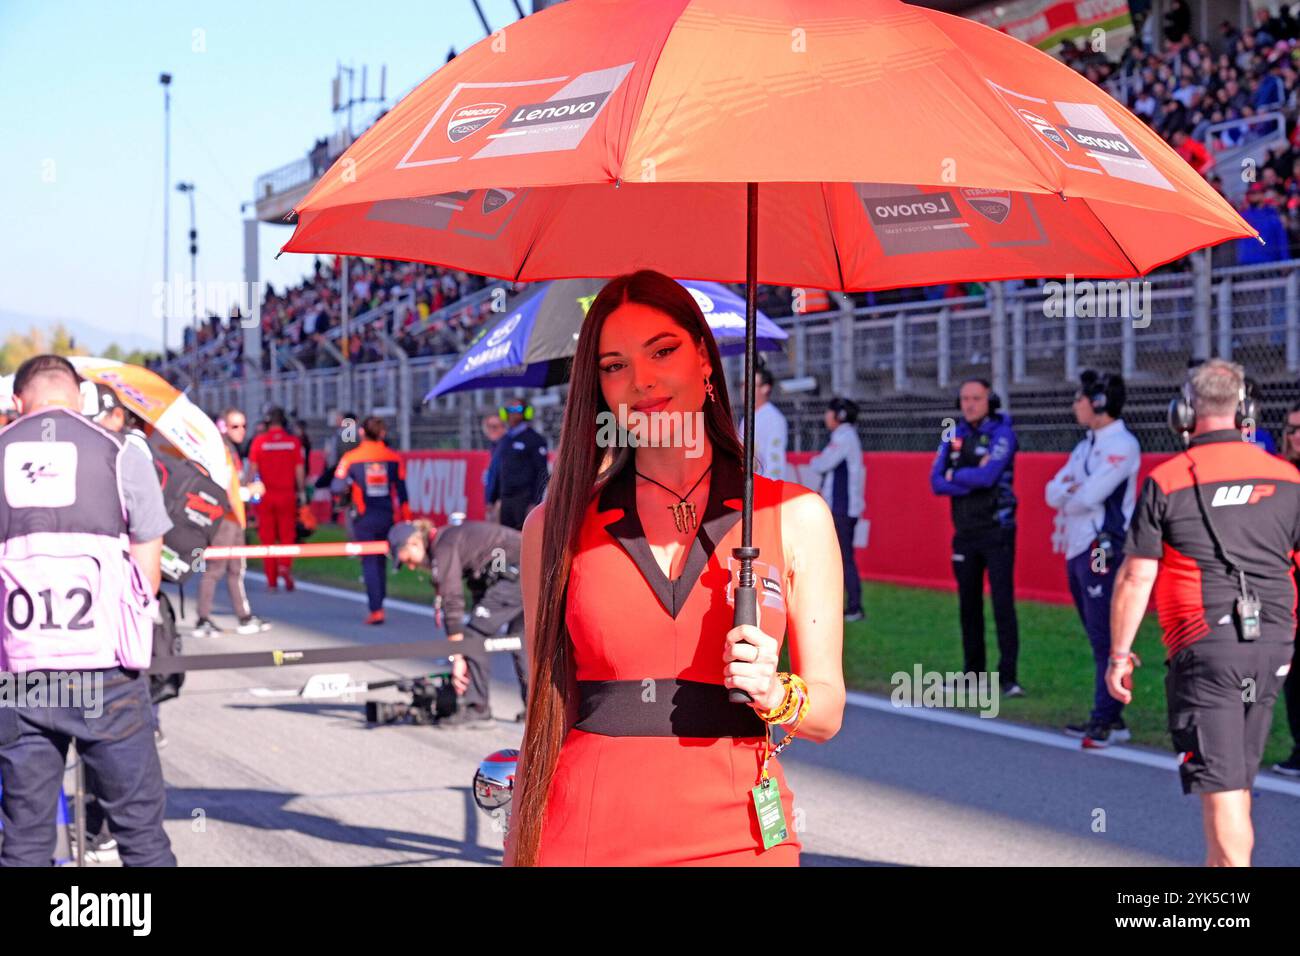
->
[729, 182, 761, 705]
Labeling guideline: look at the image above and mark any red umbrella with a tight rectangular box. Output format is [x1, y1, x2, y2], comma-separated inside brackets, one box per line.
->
[283, 0, 1255, 697]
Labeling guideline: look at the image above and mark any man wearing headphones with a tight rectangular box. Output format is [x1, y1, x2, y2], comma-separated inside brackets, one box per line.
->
[931, 378, 1023, 696]
[804, 397, 865, 621]
[1109, 359, 1300, 865]
[487, 397, 548, 531]
[1046, 371, 1141, 747]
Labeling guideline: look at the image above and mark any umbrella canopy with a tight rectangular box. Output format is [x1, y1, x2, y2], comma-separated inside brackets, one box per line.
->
[68, 357, 236, 495]
[428, 278, 786, 398]
[283, 0, 1255, 286]
[281, 0, 1257, 702]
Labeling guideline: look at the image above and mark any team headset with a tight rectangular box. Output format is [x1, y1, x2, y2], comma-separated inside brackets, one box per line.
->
[1166, 377, 1256, 444]
[1166, 368, 1263, 640]
[499, 401, 534, 422]
[956, 378, 1002, 414]
[1079, 370, 1125, 417]
[828, 397, 859, 424]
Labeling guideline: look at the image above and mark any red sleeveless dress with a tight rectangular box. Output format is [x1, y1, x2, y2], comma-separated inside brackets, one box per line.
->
[537, 460, 800, 866]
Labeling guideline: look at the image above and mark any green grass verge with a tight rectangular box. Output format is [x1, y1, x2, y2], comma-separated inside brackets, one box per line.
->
[265, 526, 1295, 766]
[846, 582, 1293, 767]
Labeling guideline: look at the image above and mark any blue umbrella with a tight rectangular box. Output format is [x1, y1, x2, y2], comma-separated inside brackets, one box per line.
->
[426, 278, 786, 399]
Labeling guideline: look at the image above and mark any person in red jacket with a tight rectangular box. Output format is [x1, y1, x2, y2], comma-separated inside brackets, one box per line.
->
[331, 416, 411, 624]
[1172, 130, 1214, 177]
[248, 406, 305, 591]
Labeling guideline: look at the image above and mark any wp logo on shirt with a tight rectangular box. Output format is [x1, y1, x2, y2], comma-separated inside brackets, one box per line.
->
[1209, 483, 1275, 507]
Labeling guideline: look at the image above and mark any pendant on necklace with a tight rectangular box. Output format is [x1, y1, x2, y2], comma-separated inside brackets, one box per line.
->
[669, 501, 698, 533]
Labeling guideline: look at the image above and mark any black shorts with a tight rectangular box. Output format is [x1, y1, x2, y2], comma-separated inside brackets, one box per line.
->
[1165, 639, 1294, 795]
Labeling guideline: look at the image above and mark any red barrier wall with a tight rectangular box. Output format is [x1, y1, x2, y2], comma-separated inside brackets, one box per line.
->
[793, 450, 1172, 604]
[395, 449, 1174, 604]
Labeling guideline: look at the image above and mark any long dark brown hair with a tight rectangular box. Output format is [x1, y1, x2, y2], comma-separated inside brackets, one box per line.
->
[511, 270, 744, 865]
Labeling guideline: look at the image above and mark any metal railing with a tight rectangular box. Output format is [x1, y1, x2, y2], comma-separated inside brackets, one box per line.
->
[1204, 110, 1288, 201]
[176, 255, 1300, 449]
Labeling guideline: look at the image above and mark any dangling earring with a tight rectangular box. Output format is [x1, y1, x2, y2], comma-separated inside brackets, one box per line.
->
[704, 380, 717, 405]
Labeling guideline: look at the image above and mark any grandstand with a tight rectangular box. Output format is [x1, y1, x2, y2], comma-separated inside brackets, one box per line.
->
[160, 0, 1300, 456]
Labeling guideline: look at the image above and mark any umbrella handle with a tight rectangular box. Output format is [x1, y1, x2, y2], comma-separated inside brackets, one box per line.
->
[729, 548, 759, 704]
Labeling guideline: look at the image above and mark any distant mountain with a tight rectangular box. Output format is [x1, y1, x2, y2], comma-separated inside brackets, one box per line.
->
[0, 310, 160, 355]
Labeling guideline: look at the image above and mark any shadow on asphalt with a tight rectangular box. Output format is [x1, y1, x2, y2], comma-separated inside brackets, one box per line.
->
[164, 785, 502, 866]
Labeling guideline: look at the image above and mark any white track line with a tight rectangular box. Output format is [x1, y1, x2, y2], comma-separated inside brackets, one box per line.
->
[849, 691, 1300, 799]
[271, 579, 1300, 800]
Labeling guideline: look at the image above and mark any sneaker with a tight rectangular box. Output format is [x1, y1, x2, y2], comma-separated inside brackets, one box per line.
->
[1064, 719, 1092, 739]
[235, 615, 272, 635]
[1082, 718, 1128, 749]
[82, 836, 119, 865]
[1002, 683, 1026, 699]
[191, 617, 221, 638]
[437, 704, 494, 728]
[844, 610, 865, 622]
[1273, 752, 1300, 777]
[283, 574, 295, 593]
[365, 610, 385, 626]
[1069, 717, 1129, 742]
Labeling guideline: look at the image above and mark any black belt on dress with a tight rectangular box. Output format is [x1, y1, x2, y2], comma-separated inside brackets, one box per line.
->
[575, 678, 766, 738]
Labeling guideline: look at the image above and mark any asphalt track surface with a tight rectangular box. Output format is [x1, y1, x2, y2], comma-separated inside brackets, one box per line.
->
[144, 576, 1299, 867]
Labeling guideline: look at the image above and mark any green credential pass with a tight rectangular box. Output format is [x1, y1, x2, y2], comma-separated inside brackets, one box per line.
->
[751, 778, 789, 850]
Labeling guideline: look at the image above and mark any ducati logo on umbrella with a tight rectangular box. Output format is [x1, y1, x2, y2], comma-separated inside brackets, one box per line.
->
[961, 188, 1013, 224]
[1017, 108, 1069, 152]
[447, 103, 506, 143]
[482, 188, 515, 214]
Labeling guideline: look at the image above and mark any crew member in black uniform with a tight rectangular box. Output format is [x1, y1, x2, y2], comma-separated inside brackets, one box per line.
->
[1109, 359, 1300, 866]
[486, 398, 548, 530]
[929, 378, 1023, 696]
[389, 519, 529, 726]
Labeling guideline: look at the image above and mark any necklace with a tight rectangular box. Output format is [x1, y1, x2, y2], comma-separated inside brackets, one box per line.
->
[635, 463, 712, 533]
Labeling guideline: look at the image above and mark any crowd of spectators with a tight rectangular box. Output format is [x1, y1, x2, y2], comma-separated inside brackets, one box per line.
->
[158, 257, 500, 380]
[1081, 4, 1300, 267]
[164, 7, 1300, 381]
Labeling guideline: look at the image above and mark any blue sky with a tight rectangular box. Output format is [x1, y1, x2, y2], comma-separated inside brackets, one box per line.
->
[0, 0, 525, 352]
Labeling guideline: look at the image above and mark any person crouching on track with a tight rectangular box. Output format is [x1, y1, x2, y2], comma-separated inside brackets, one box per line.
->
[1109, 359, 1300, 866]
[1045, 371, 1141, 748]
[389, 519, 529, 727]
[332, 417, 410, 625]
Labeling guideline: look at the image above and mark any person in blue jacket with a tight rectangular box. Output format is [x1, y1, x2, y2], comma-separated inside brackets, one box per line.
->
[930, 378, 1024, 697]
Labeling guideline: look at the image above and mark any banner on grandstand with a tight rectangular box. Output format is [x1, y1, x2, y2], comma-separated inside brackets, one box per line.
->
[965, 0, 1133, 51]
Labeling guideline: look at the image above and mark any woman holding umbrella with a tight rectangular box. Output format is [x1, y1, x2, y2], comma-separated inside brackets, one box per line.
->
[505, 271, 845, 867]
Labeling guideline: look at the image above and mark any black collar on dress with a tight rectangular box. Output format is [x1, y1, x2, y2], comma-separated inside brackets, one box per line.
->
[596, 454, 745, 619]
